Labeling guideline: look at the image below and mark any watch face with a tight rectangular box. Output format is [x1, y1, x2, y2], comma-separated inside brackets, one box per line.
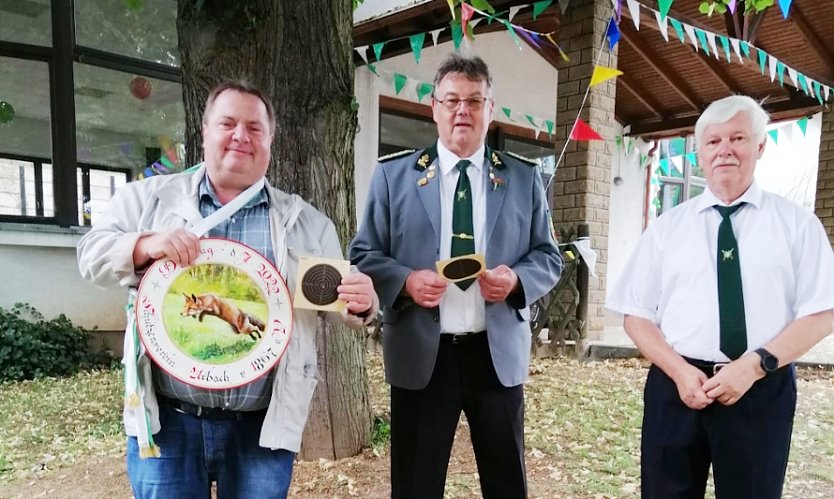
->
[763, 355, 779, 371]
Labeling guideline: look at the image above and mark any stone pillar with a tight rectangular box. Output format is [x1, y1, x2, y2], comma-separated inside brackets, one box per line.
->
[816, 109, 834, 245]
[551, 0, 617, 340]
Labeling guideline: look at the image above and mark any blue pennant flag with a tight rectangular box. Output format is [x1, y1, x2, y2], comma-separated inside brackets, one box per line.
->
[606, 17, 620, 50]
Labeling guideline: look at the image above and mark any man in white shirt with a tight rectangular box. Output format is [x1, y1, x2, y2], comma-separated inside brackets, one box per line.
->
[607, 95, 834, 498]
[350, 55, 562, 498]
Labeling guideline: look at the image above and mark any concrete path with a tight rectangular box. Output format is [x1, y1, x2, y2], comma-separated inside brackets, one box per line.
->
[590, 326, 834, 368]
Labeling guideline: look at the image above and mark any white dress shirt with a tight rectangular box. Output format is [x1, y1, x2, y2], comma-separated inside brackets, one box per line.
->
[436, 141, 487, 334]
[607, 182, 834, 362]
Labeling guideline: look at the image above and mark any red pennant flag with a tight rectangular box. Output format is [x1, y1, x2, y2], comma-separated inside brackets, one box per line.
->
[461, 3, 475, 39]
[570, 118, 603, 141]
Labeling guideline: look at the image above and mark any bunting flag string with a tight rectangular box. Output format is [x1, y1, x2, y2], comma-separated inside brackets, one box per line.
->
[353, 1, 572, 66]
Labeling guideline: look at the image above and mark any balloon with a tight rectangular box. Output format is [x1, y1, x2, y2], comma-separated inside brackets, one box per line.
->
[129, 77, 152, 100]
[0, 100, 14, 124]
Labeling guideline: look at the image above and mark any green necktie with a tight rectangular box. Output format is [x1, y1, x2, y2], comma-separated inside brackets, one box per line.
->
[715, 203, 747, 360]
[451, 160, 475, 290]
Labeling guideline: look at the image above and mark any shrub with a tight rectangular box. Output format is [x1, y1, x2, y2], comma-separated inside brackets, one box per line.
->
[0, 303, 113, 382]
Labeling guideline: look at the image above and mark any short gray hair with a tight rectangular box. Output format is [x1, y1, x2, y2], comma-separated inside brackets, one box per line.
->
[432, 54, 494, 98]
[695, 95, 769, 145]
[203, 80, 276, 133]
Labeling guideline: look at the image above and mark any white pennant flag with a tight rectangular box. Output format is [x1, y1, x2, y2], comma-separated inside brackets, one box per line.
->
[627, 0, 641, 30]
[825, 85, 831, 102]
[655, 11, 669, 42]
[571, 238, 598, 277]
[706, 31, 719, 59]
[768, 55, 778, 82]
[730, 38, 742, 63]
[558, 0, 571, 14]
[430, 28, 443, 46]
[534, 129, 541, 140]
[788, 67, 798, 87]
[354, 45, 369, 65]
[509, 5, 523, 21]
[470, 18, 482, 29]
[683, 24, 698, 51]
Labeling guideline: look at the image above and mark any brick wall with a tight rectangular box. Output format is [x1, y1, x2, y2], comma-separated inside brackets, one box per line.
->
[816, 109, 834, 245]
[551, 0, 617, 339]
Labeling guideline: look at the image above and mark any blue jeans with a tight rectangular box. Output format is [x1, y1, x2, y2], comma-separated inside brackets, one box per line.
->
[127, 406, 295, 499]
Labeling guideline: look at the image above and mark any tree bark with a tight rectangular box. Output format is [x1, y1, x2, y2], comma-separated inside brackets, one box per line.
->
[177, 0, 371, 459]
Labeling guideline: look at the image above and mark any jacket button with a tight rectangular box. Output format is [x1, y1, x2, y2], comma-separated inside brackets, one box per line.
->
[433, 315, 439, 322]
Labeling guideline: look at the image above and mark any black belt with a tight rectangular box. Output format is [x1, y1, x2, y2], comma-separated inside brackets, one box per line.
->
[683, 357, 728, 378]
[157, 394, 268, 421]
[440, 330, 486, 346]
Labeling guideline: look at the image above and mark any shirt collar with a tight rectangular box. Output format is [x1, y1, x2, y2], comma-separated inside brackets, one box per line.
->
[696, 181, 762, 213]
[199, 174, 269, 209]
[436, 140, 485, 176]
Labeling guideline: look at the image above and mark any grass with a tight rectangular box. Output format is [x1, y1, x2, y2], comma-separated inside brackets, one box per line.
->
[1, 352, 833, 498]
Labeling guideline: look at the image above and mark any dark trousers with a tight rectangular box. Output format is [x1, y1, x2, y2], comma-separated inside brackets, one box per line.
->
[641, 363, 796, 499]
[390, 333, 527, 499]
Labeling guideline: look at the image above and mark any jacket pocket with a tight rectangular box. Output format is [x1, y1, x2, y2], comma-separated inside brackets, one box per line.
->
[515, 306, 530, 322]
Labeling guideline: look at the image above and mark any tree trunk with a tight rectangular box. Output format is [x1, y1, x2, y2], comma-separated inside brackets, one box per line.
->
[177, 0, 371, 459]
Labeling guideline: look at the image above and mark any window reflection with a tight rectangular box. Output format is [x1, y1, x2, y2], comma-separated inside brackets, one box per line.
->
[0, 0, 51, 46]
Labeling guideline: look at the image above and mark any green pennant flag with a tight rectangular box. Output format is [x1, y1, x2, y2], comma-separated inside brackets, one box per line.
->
[372, 42, 385, 61]
[796, 117, 809, 136]
[627, 138, 634, 155]
[658, 158, 669, 176]
[685, 152, 697, 166]
[502, 107, 513, 120]
[525, 114, 538, 128]
[615, 135, 623, 150]
[502, 19, 523, 50]
[393, 73, 408, 95]
[797, 73, 809, 94]
[776, 61, 786, 86]
[695, 29, 710, 56]
[545, 119, 554, 138]
[813, 81, 824, 104]
[670, 18, 686, 43]
[757, 49, 767, 75]
[451, 23, 463, 50]
[471, 0, 496, 13]
[409, 33, 426, 63]
[740, 41, 750, 58]
[416, 82, 433, 103]
[639, 153, 647, 168]
[658, 0, 673, 20]
[532, 0, 553, 20]
[719, 35, 731, 62]
[367, 63, 379, 76]
[767, 129, 779, 144]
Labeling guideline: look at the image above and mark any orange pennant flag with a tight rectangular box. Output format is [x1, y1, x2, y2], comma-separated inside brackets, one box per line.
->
[570, 118, 604, 141]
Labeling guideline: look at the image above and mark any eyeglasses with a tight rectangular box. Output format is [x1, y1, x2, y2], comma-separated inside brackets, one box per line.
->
[435, 96, 490, 111]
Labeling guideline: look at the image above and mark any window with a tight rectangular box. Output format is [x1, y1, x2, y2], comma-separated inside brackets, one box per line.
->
[74, 0, 179, 66]
[0, 0, 51, 46]
[77, 166, 129, 226]
[379, 110, 437, 155]
[648, 136, 705, 218]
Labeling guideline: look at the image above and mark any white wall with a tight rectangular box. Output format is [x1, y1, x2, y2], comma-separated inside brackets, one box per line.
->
[756, 113, 822, 210]
[606, 128, 649, 298]
[0, 225, 127, 332]
[353, 32, 559, 220]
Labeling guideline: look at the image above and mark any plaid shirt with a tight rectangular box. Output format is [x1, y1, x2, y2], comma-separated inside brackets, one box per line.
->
[154, 176, 277, 411]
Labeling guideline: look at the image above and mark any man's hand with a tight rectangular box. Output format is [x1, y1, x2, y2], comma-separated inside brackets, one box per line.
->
[672, 364, 714, 410]
[134, 229, 201, 269]
[338, 272, 375, 315]
[702, 354, 763, 406]
[404, 270, 448, 308]
[478, 265, 518, 303]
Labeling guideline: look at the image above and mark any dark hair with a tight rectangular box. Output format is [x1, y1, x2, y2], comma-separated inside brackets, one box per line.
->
[432, 54, 494, 98]
[203, 80, 276, 133]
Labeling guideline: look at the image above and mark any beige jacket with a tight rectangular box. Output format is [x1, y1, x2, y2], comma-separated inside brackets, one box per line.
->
[77, 166, 376, 452]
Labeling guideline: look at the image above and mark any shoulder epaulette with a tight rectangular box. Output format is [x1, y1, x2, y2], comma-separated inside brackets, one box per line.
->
[502, 150, 538, 166]
[378, 149, 416, 163]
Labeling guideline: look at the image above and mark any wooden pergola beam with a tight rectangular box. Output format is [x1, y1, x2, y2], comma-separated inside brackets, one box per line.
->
[790, 3, 834, 81]
[619, 24, 702, 112]
[619, 74, 664, 120]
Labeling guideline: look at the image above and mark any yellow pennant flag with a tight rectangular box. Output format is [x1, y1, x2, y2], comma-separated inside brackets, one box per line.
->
[589, 66, 624, 87]
[447, 0, 456, 19]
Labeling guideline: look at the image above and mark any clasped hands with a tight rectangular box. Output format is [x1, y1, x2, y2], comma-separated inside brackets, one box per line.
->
[673, 354, 764, 410]
[133, 229, 375, 315]
[404, 265, 518, 308]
